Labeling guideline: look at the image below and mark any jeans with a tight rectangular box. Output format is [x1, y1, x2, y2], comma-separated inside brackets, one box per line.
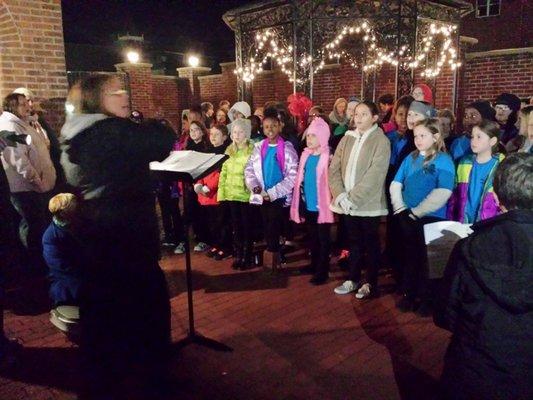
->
[344, 216, 381, 288]
[10, 191, 50, 268]
[304, 210, 331, 278]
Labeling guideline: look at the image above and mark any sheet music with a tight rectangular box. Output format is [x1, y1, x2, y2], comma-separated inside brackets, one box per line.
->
[150, 151, 226, 180]
[424, 221, 473, 279]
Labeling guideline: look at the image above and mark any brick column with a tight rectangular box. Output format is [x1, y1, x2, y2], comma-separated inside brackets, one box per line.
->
[176, 66, 211, 104]
[115, 62, 155, 117]
[0, 0, 68, 99]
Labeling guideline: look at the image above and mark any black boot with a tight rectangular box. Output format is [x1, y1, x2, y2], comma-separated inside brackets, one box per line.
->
[231, 245, 243, 270]
[240, 242, 253, 270]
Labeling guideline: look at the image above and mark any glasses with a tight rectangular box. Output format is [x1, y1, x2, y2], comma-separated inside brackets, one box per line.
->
[464, 113, 480, 120]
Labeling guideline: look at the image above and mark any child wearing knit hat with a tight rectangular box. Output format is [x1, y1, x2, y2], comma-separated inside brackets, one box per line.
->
[218, 119, 255, 270]
[290, 117, 334, 285]
[412, 84, 434, 104]
[494, 93, 521, 145]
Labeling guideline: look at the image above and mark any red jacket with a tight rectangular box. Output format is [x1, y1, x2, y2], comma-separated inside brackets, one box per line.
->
[196, 170, 220, 206]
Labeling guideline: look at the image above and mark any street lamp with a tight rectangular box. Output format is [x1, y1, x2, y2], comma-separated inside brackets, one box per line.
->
[127, 50, 140, 64]
[188, 55, 200, 67]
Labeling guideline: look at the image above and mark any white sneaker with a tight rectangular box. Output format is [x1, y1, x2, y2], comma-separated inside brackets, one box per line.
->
[355, 283, 373, 299]
[194, 242, 209, 252]
[174, 242, 186, 254]
[334, 280, 358, 295]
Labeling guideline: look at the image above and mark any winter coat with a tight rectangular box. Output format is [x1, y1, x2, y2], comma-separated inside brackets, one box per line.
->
[196, 170, 220, 206]
[42, 220, 82, 306]
[447, 153, 504, 223]
[329, 124, 390, 216]
[218, 142, 253, 203]
[60, 115, 174, 362]
[0, 111, 56, 193]
[290, 119, 334, 224]
[244, 138, 298, 207]
[434, 209, 533, 400]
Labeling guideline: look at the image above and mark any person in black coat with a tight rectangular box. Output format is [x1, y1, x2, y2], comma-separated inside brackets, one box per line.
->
[61, 74, 175, 397]
[434, 153, 533, 400]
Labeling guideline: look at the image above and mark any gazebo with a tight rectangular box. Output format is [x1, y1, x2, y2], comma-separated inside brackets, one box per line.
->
[223, 0, 473, 108]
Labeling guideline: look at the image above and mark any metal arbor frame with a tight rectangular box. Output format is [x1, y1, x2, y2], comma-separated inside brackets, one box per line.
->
[223, 0, 472, 106]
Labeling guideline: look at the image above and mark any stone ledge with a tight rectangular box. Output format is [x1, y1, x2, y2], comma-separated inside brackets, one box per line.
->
[198, 74, 224, 80]
[176, 66, 212, 74]
[466, 47, 533, 60]
[114, 62, 153, 69]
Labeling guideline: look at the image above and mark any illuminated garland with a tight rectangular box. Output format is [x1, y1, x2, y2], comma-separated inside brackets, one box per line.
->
[234, 20, 461, 83]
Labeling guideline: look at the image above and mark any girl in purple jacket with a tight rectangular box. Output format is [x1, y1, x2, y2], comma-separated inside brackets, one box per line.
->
[244, 112, 298, 272]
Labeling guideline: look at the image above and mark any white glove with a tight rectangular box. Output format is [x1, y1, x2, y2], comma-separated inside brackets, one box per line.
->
[201, 185, 210, 194]
[339, 197, 354, 214]
[193, 183, 203, 194]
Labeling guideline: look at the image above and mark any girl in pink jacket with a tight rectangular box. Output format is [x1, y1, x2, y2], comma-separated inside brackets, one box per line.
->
[290, 118, 334, 285]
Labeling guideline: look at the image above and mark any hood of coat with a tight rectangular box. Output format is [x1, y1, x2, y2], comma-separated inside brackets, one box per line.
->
[60, 113, 108, 141]
[228, 101, 251, 122]
[306, 117, 330, 152]
[463, 209, 533, 314]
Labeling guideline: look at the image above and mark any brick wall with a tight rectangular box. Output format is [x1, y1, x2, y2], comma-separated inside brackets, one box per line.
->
[0, 0, 67, 99]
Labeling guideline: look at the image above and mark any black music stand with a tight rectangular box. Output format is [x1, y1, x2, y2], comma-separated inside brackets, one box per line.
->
[151, 153, 232, 352]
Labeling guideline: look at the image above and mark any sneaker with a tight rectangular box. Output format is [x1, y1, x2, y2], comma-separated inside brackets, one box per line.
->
[355, 283, 374, 299]
[194, 242, 209, 252]
[334, 280, 358, 295]
[206, 248, 218, 258]
[161, 237, 177, 247]
[173, 242, 186, 254]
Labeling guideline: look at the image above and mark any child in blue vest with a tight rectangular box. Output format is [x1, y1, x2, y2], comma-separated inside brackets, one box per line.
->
[390, 118, 455, 316]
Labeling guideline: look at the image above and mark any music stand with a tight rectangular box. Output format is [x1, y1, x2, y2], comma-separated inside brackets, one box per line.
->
[151, 152, 232, 352]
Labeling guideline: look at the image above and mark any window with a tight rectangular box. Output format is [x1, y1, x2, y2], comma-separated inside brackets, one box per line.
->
[476, 0, 501, 18]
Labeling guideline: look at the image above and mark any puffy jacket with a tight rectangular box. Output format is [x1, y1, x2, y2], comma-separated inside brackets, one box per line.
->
[434, 209, 533, 400]
[447, 153, 504, 223]
[196, 170, 220, 206]
[244, 138, 298, 207]
[217, 142, 253, 203]
[0, 111, 56, 193]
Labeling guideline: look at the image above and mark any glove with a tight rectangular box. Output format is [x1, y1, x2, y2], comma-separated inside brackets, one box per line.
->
[193, 183, 203, 194]
[339, 197, 354, 214]
[396, 208, 418, 221]
[201, 185, 210, 195]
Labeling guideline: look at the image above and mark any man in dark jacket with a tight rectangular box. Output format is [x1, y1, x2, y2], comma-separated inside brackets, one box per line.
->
[434, 153, 533, 400]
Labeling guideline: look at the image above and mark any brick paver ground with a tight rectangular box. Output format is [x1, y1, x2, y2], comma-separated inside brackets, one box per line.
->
[1, 243, 450, 399]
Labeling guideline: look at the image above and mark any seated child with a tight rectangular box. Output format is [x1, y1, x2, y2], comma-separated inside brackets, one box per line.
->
[245, 110, 298, 271]
[434, 153, 532, 400]
[290, 117, 334, 285]
[448, 120, 505, 223]
[42, 193, 82, 307]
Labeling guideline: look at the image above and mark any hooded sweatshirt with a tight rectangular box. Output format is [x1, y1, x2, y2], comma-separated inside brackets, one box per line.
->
[435, 209, 533, 400]
[227, 101, 252, 134]
[290, 118, 334, 224]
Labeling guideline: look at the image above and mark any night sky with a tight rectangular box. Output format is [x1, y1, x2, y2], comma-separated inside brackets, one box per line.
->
[61, 0, 251, 63]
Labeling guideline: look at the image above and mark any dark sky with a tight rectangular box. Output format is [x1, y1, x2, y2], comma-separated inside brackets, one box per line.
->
[61, 0, 250, 62]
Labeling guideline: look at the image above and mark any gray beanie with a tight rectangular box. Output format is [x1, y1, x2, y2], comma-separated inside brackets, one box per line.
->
[409, 101, 437, 119]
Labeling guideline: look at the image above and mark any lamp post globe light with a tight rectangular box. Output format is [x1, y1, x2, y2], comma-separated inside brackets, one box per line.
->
[188, 55, 200, 67]
[126, 50, 140, 64]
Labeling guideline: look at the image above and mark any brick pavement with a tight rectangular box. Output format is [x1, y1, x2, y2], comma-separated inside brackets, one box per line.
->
[1, 245, 450, 399]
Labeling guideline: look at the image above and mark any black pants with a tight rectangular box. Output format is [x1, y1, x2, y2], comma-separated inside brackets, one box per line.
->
[259, 199, 284, 252]
[184, 188, 209, 243]
[396, 214, 442, 300]
[304, 210, 331, 278]
[157, 185, 184, 243]
[344, 216, 381, 288]
[10, 191, 50, 268]
[228, 201, 252, 254]
[204, 204, 231, 251]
